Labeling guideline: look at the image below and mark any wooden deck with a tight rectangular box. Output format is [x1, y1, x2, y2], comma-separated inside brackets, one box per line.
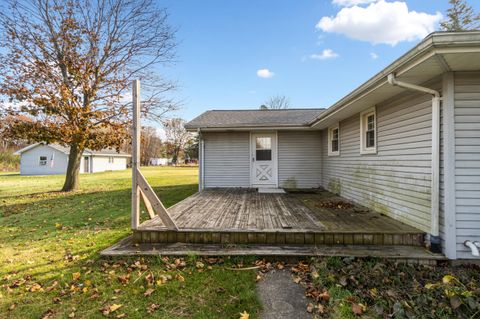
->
[134, 188, 425, 246]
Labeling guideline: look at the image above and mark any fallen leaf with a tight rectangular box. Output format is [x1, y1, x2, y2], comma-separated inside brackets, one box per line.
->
[45, 281, 58, 292]
[116, 314, 127, 318]
[72, 272, 81, 281]
[319, 291, 330, 302]
[41, 309, 54, 319]
[443, 275, 456, 284]
[306, 303, 314, 313]
[117, 274, 130, 285]
[101, 304, 122, 316]
[68, 312, 75, 318]
[196, 261, 205, 269]
[9, 304, 16, 311]
[175, 274, 185, 282]
[352, 303, 364, 315]
[146, 303, 160, 313]
[144, 288, 154, 296]
[29, 283, 43, 292]
[239, 310, 249, 319]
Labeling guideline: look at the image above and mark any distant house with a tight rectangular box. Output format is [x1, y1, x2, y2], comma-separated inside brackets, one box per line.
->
[150, 158, 169, 166]
[15, 143, 131, 175]
[185, 32, 480, 260]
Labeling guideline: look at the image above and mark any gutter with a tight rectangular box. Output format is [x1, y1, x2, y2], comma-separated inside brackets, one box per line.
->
[387, 73, 441, 252]
[309, 31, 480, 128]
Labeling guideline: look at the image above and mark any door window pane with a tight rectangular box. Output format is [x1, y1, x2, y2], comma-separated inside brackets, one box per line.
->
[256, 137, 271, 150]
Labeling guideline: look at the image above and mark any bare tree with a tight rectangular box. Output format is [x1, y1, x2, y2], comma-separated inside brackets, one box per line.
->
[262, 95, 291, 109]
[163, 118, 191, 164]
[0, 0, 178, 191]
[141, 126, 163, 166]
[441, 0, 480, 31]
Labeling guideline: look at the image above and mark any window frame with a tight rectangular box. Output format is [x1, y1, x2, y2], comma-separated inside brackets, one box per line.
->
[328, 124, 340, 156]
[108, 156, 114, 163]
[39, 156, 48, 166]
[360, 107, 377, 155]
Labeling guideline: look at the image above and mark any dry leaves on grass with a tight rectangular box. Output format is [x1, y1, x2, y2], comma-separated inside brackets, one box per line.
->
[239, 310, 249, 319]
[100, 304, 122, 316]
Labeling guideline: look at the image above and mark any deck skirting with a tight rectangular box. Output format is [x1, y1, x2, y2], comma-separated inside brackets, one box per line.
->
[133, 230, 424, 246]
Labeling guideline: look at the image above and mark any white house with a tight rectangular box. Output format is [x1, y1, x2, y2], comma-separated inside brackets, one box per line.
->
[185, 32, 480, 260]
[149, 158, 170, 166]
[15, 143, 131, 175]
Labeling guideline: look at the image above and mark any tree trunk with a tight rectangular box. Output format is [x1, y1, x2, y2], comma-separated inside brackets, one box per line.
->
[61, 143, 84, 192]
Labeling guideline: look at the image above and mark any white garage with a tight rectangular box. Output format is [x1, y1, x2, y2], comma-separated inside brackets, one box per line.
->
[15, 143, 131, 175]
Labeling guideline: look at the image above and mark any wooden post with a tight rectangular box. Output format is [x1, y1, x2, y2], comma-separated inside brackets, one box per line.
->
[131, 80, 141, 229]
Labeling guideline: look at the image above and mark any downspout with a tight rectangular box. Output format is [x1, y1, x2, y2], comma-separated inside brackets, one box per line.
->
[387, 74, 442, 253]
[197, 128, 204, 191]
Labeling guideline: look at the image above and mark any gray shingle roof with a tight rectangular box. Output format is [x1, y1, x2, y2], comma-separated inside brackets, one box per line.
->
[16, 143, 131, 156]
[185, 108, 325, 129]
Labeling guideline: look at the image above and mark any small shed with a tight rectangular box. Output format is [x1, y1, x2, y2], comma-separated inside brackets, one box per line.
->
[14, 143, 131, 175]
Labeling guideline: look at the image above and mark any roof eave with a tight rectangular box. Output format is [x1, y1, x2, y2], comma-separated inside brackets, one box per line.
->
[309, 31, 480, 128]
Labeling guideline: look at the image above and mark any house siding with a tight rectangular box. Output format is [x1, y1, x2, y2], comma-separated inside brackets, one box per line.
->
[90, 156, 128, 173]
[321, 92, 434, 233]
[278, 131, 322, 188]
[19, 145, 69, 175]
[203, 132, 250, 188]
[454, 72, 480, 259]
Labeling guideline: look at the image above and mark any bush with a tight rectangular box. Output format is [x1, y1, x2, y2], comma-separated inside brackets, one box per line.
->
[0, 151, 20, 171]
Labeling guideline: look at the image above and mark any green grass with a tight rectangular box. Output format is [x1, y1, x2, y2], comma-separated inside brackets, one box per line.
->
[0, 167, 261, 318]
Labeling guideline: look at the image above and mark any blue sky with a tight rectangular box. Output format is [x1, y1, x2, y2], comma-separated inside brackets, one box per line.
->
[160, 0, 480, 121]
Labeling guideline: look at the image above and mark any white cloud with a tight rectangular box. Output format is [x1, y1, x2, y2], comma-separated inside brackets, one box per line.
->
[317, 0, 442, 46]
[332, 0, 379, 7]
[370, 52, 379, 59]
[310, 49, 339, 60]
[256, 69, 275, 78]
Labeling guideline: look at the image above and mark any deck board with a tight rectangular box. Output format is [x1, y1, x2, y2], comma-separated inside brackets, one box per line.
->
[139, 188, 421, 234]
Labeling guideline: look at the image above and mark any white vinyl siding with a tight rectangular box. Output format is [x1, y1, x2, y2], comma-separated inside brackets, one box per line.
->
[277, 131, 322, 189]
[90, 156, 128, 173]
[322, 92, 433, 233]
[19, 145, 69, 175]
[203, 132, 250, 188]
[454, 72, 480, 259]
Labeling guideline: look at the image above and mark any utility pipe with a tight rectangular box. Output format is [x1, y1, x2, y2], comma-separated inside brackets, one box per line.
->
[197, 128, 204, 191]
[464, 241, 480, 257]
[387, 74, 441, 252]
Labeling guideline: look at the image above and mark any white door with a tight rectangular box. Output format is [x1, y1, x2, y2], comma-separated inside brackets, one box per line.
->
[251, 133, 277, 187]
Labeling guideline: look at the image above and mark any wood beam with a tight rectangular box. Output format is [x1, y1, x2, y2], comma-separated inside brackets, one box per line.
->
[140, 188, 156, 219]
[136, 168, 178, 230]
[131, 80, 141, 230]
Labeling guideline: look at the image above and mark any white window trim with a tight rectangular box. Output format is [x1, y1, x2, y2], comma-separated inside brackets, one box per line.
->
[360, 107, 377, 155]
[327, 124, 340, 156]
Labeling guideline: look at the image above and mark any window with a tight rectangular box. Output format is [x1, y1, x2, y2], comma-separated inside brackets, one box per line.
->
[39, 156, 47, 166]
[360, 107, 377, 154]
[255, 137, 272, 161]
[328, 124, 340, 156]
[108, 157, 114, 163]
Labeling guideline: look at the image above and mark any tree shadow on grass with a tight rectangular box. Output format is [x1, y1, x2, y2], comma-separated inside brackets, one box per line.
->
[0, 184, 198, 275]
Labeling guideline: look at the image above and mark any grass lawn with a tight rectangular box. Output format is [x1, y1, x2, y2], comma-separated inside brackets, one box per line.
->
[0, 167, 261, 318]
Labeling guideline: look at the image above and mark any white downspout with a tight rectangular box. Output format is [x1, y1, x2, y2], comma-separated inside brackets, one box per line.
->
[197, 128, 205, 191]
[387, 74, 441, 250]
